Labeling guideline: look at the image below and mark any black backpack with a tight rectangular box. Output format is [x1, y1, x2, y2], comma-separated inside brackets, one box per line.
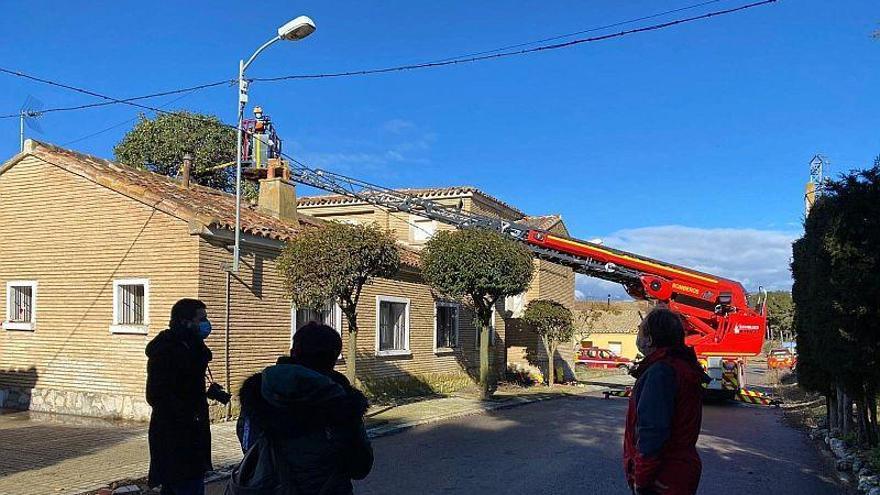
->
[225, 434, 339, 495]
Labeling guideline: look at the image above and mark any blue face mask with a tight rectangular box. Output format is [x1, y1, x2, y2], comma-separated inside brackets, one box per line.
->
[198, 319, 212, 339]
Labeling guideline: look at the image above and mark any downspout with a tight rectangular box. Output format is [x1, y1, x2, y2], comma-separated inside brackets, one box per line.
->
[225, 270, 232, 420]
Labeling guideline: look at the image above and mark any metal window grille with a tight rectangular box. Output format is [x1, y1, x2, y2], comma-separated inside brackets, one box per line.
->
[379, 301, 406, 351]
[117, 284, 145, 325]
[9, 286, 33, 323]
[436, 305, 458, 348]
[295, 300, 334, 331]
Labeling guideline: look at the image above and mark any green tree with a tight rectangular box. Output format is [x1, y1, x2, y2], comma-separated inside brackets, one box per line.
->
[792, 159, 880, 446]
[421, 229, 534, 398]
[114, 111, 236, 191]
[522, 300, 574, 387]
[764, 291, 794, 342]
[278, 221, 400, 385]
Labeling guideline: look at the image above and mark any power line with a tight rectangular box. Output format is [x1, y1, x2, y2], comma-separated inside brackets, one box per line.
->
[251, 0, 777, 82]
[1, 0, 776, 118]
[424, 0, 727, 64]
[61, 89, 201, 146]
[0, 69, 231, 119]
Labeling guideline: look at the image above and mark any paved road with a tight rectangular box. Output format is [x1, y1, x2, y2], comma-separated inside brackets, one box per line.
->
[352, 394, 842, 495]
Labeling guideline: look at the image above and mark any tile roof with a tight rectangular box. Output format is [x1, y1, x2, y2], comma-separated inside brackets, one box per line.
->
[298, 185, 525, 217]
[517, 214, 563, 231]
[2, 141, 421, 267]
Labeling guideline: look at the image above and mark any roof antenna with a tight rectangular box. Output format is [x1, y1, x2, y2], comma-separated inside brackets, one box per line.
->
[19, 95, 44, 152]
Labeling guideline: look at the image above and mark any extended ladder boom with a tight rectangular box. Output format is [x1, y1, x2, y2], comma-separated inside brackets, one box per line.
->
[286, 164, 766, 357]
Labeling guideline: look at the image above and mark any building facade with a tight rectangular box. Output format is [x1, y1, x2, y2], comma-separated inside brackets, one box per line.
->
[0, 141, 505, 420]
[298, 187, 578, 379]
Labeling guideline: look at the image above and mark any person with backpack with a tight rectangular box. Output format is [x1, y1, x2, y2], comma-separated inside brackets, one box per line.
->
[230, 322, 373, 494]
[623, 307, 711, 495]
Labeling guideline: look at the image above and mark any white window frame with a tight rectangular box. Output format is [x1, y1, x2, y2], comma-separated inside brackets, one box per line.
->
[409, 215, 437, 244]
[434, 301, 460, 354]
[290, 300, 343, 348]
[375, 295, 411, 357]
[110, 278, 150, 335]
[4, 281, 37, 331]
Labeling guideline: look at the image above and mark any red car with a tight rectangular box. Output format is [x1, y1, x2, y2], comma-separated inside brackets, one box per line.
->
[767, 348, 797, 370]
[576, 346, 633, 371]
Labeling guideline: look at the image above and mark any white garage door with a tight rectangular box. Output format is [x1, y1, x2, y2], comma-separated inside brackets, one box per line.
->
[608, 342, 623, 356]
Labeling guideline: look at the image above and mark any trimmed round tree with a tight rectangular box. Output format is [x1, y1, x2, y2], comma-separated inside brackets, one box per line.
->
[114, 111, 236, 192]
[522, 299, 574, 387]
[278, 221, 400, 385]
[421, 229, 534, 398]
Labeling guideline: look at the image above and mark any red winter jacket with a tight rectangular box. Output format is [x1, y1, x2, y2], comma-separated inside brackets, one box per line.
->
[623, 347, 708, 495]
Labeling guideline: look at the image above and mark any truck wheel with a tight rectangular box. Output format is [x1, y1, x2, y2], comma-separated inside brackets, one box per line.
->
[617, 364, 629, 372]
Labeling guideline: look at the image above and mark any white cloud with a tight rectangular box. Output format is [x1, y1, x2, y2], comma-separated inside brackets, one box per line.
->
[575, 225, 799, 301]
[381, 119, 416, 134]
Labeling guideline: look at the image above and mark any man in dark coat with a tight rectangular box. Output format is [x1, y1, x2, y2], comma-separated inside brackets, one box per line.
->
[146, 298, 214, 495]
[236, 322, 373, 494]
[623, 308, 710, 495]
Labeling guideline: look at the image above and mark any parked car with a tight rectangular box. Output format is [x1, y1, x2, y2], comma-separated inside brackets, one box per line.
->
[576, 346, 633, 371]
[767, 348, 797, 370]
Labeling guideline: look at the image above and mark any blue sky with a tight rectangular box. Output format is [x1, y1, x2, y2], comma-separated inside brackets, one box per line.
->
[2, 1, 878, 299]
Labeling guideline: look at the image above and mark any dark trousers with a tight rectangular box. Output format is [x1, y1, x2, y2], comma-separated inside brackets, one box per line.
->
[160, 478, 205, 495]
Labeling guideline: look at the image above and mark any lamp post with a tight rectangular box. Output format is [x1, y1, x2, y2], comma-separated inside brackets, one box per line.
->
[233, 15, 316, 272]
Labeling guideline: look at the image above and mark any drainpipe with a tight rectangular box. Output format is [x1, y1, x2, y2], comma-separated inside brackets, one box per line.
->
[225, 270, 232, 420]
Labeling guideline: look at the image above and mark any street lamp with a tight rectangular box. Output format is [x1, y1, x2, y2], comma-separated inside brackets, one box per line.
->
[233, 15, 316, 273]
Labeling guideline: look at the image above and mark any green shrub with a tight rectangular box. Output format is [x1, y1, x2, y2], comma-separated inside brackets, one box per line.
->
[361, 372, 474, 402]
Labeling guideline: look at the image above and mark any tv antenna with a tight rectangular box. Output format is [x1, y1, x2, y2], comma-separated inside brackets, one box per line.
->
[19, 95, 44, 152]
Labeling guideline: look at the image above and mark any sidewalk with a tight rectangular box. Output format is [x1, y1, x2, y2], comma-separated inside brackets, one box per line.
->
[0, 384, 598, 495]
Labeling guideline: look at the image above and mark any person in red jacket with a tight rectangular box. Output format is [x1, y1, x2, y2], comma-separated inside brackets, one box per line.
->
[623, 308, 710, 495]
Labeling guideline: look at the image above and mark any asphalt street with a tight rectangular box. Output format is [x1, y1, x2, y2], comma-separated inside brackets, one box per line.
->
[353, 394, 842, 494]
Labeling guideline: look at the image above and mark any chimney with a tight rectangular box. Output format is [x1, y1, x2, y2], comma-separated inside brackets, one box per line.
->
[180, 152, 193, 188]
[258, 165, 298, 225]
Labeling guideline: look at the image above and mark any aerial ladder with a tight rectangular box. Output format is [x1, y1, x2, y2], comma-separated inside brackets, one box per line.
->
[241, 126, 769, 400]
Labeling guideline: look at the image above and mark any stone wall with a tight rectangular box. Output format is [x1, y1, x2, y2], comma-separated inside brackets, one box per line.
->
[0, 386, 151, 421]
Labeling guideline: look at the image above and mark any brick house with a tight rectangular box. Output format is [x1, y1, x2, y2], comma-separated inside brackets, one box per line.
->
[0, 141, 507, 420]
[297, 187, 578, 379]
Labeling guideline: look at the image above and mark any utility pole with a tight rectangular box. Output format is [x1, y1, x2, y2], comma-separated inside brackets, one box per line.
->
[805, 154, 828, 215]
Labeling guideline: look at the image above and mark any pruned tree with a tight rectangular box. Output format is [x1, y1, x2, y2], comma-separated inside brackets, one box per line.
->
[114, 111, 239, 192]
[421, 229, 534, 398]
[278, 221, 400, 384]
[522, 300, 574, 387]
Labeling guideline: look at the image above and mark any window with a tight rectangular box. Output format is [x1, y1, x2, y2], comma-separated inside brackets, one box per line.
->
[504, 293, 525, 318]
[111, 279, 149, 334]
[410, 215, 437, 243]
[5, 281, 37, 331]
[376, 296, 410, 356]
[292, 299, 341, 332]
[434, 302, 459, 352]
[291, 299, 343, 358]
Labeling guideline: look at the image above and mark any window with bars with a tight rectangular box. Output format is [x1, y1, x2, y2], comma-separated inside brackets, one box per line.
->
[112, 279, 149, 334]
[435, 302, 459, 351]
[5, 282, 37, 331]
[377, 297, 409, 355]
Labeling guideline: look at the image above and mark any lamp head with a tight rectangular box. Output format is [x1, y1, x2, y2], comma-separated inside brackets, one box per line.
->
[278, 16, 316, 41]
